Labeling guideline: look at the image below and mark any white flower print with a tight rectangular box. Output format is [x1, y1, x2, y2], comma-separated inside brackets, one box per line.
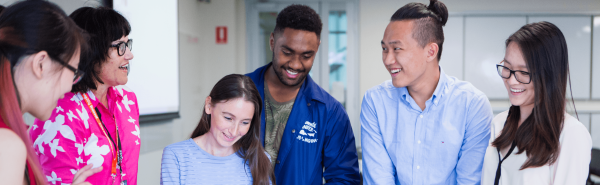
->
[46, 171, 62, 184]
[75, 142, 84, 155]
[66, 110, 79, 122]
[131, 125, 140, 139]
[31, 124, 38, 130]
[122, 95, 135, 112]
[33, 115, 75, 155]
[128, 116, 136, 124]
[84, 133, 110, 169]
[135, 140, 139, 145]
[75, 157, 84, 165]
[48, 139, 66, 157]
[86, 91, 96, 101]
[70, 94, 82, 106]
[56, 106, 64, 113]
[70, 169, 78, 174]
[116, 101, 122, 113]
[76, 103, 90, 129]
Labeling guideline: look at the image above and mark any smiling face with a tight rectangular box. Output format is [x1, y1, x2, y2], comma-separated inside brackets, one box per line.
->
[382, 20, 431, 88]
[269, 28, 320, 87]
[205, 97, 254, 150]
[98, 36, 133, 87]
[503, 42, 535, 108]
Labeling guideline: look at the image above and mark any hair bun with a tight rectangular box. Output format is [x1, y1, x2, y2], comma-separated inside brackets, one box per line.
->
[427, 0, 448, 26]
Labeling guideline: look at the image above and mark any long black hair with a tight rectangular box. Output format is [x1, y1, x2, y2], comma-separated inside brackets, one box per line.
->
[492, 21, 570, 169]
[190, 74, 275, 185]
[0, 0, 86, 184]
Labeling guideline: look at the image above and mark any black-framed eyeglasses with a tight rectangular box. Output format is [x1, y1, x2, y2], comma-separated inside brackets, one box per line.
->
[56, 59, 85, 84]
[496, 64, 531, 84]
[111, 39, 133, 56]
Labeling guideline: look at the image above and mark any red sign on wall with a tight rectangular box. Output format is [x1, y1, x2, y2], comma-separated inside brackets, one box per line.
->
[216, 26, 227, 44]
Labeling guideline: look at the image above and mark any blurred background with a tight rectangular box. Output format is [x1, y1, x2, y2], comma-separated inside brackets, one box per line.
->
[2, 0, 600, 184]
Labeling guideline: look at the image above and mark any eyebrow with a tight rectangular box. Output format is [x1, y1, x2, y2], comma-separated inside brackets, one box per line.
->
[503, 59, 527, 68]
[381, 40, 401, 45]
[282, 45, 315, 55]
[222, 111, 252, 121]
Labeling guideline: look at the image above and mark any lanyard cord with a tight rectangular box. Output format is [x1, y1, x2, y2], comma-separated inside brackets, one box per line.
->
[94, 107, 124, 178]
[494, 140, 517, 185]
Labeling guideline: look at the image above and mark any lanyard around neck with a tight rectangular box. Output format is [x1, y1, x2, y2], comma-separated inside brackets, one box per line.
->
[81, 93, 121, 177]
[494, 140, 517, 185]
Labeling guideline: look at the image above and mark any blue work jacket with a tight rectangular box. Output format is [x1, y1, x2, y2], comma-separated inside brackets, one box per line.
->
[246, 63, 360, 185]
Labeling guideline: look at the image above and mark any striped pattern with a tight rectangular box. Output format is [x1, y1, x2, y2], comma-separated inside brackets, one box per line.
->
[160, 139, 254, 185]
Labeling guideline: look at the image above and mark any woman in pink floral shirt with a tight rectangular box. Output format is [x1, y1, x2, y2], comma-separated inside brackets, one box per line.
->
[29, 7, 140, 185]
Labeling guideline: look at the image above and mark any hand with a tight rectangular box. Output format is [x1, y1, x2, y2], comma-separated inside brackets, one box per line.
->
[72, 164, 102, 185]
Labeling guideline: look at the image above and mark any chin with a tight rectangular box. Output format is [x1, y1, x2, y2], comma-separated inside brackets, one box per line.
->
[391, 80, 408, 88]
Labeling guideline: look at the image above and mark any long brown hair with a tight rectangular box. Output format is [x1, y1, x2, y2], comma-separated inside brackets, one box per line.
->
[492, 22, 569, 169]
[0, 1, 87, 184]
[190, 74, 275, 185]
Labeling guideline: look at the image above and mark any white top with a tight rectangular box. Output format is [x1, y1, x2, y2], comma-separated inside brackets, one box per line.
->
[481, 111, 592, 185]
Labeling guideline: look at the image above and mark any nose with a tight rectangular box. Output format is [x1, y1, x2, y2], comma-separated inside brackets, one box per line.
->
[231, 122, 240, 137]
[124, 47, 134, 60]
[288, 55, 302, 70]
[383, 50, 395, 66]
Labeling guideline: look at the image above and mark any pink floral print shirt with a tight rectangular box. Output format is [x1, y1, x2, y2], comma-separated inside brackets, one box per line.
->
[29, 86, 140, 185]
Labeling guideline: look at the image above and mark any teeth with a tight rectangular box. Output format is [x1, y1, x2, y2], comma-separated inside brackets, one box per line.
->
[286, 69, 298, 75]
[119, 64, 129, 70]
[391, 69, 401, 74]
[223, 132, 233, 139]
[510, 88, 525, 93]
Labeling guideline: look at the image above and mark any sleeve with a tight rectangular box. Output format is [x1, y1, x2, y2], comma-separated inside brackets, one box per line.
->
[160, 146, 181, 185]
[322, 101, 361, 184]
[360, 92, 396, 185]
[552, 121, 592, 184]
[30, 110, 87, 184]
[456, 94, 493, 185]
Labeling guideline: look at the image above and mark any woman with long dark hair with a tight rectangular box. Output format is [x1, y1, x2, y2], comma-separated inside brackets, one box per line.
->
[29, 6, 139, 185]
[0, 1, 100, 185]
[481, 22, 592, 184]
[161, 74, 275, 185]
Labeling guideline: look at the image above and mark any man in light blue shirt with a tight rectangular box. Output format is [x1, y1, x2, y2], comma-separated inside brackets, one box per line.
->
[360, 0, 493, 184]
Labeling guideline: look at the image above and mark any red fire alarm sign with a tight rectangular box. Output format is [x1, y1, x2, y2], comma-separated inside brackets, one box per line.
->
[216, 26, 227, 44]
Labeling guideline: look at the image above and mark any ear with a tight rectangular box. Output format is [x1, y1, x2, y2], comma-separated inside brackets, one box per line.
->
[31, 51, 52, 79]
[204, 96, 213, 115]
[269, 32, 275, 52]
[425, 42, 439, 63]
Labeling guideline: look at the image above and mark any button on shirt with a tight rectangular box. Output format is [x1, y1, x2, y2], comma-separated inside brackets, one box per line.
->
[361, 67, 493, 185]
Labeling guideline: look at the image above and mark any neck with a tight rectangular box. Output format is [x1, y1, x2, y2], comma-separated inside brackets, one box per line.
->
[406, 65, 441, 111]
[193, 134, 234, 157]
[518, 103, 534, 127]
[265, 65, 301, 103]
[92, 82, 110, 108]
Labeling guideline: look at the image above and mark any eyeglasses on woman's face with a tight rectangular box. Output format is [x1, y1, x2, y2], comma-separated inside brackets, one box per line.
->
[496, 64, 531, 84]
[111, 39, 133, 56]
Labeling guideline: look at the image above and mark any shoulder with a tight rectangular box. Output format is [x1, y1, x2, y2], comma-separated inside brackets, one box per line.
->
[448, 77, 488, 101]
[0, 128, 27, 159]
[560, 113, 592, 146]
[33, 92, 85, 128]
[114, 86, 138, 100]
[491, 110, 509, 138]
[163, 139, 194, 154]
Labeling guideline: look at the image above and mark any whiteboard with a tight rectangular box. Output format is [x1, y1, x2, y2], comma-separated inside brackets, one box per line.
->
[464, 16, 526, 99]
[114, 0, 179, 116]
[593, 16, 600, 99]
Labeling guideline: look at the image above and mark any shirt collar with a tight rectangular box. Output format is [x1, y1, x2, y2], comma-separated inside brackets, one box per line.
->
[399, 66, 449, 106]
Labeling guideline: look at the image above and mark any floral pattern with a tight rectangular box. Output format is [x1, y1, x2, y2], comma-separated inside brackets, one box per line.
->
[29, 86, 140, 185]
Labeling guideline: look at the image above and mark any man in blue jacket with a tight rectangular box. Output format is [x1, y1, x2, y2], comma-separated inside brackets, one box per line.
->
[246, 4, 360, 185]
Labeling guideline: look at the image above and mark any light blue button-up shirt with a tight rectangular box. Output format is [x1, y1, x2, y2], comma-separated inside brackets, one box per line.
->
[361, 67, 493, 185]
